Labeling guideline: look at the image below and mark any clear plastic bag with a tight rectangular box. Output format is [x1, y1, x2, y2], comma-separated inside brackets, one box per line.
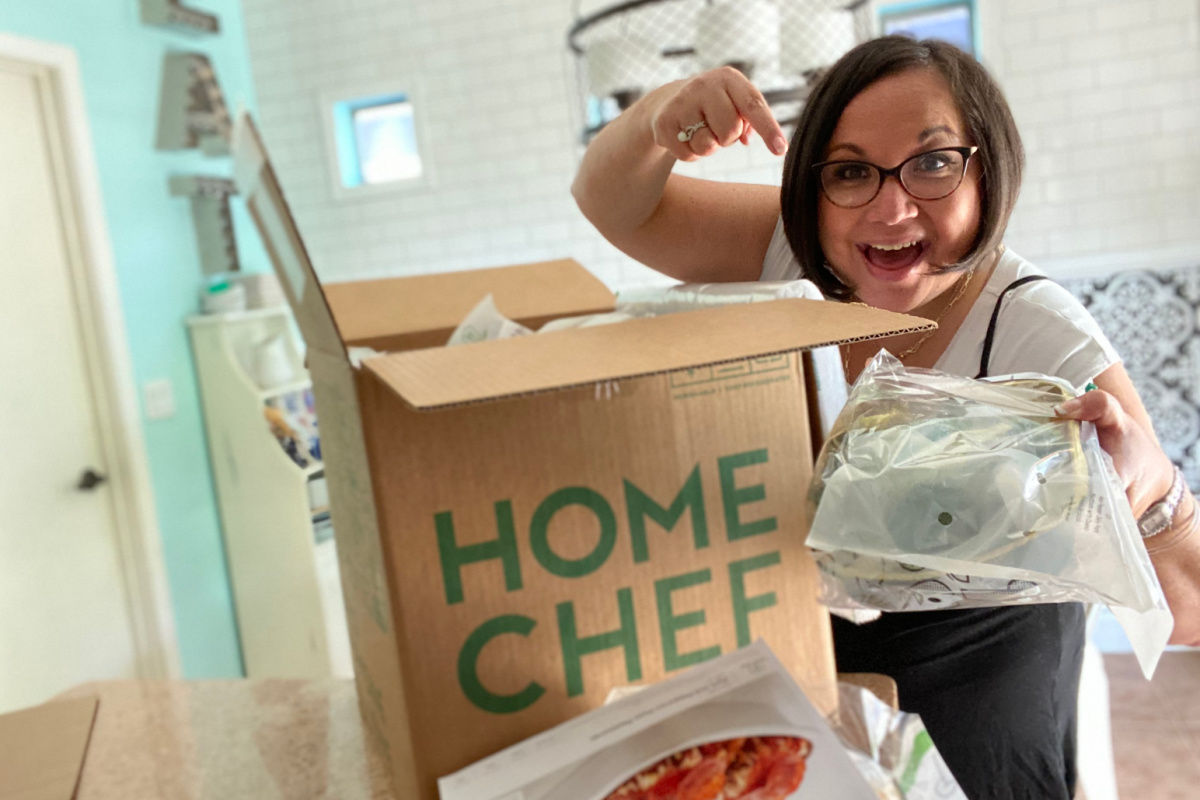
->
[806, 352, 1172, 676]
[832, 682, 967, 800]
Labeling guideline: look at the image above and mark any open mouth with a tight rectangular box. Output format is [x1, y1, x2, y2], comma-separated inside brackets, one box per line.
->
[860, 240, 928, 272]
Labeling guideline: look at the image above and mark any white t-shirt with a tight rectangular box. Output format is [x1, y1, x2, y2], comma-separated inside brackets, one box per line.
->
[760, 219, 1121, 389]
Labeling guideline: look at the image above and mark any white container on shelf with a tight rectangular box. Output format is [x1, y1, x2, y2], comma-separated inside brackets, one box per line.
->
[249, 333, 300, 390]
[233, 272, 286, 309]
[200, 279, 247, 314]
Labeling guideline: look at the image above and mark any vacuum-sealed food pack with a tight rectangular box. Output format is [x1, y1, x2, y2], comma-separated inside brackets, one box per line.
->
[806, 352, 1172, 676]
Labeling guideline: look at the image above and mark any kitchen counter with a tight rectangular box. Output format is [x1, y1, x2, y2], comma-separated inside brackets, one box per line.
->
[55, 680, 393, 799]
[53, 674, 899, 799]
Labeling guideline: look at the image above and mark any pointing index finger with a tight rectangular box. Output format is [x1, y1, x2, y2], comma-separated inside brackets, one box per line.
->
[726, 77, 787, 156]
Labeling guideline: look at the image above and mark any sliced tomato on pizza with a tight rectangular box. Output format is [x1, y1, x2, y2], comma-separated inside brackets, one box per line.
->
[604, 736, 813, 800]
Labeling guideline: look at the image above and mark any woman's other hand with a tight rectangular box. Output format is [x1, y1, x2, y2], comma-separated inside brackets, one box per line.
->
[1055, 388, 1175, 517]
[1057, 379, 1200, 645]
[648, 67, 789, 162]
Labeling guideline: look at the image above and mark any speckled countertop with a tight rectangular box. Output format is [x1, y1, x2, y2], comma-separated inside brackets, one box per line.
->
[56, 680, 394, 799]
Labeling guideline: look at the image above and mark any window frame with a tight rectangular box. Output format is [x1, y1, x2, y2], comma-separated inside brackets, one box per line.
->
[318, 80, 435, 202]
[876, 0, 980, 58]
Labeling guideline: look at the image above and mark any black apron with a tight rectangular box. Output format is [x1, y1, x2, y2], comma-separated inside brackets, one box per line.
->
[833, 274, 1086, 800]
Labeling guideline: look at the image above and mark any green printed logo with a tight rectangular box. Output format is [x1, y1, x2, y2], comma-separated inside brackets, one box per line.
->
[531, 487, 618, 578]
[557, 587, 642, 697]
[626, 465, 708, 563]
[436, 449, 786, 713]
[456, 615, 545, 714]
[655, 569, 721, 671]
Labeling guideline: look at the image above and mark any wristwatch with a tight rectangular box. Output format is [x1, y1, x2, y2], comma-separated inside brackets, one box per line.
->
[1138, 466, 1186, 539]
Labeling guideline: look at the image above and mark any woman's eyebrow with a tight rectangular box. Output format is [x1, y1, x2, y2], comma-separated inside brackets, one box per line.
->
[828, 128, 955, 158]
[827, 142, 867, 157]
[919, 125, 956, 141]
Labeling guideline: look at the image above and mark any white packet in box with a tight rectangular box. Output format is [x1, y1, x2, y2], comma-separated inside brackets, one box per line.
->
[447, 280, 848, 427]
[438, 641, 878, 800]
[447, 293, 532, 345]
[614, 280, 817, 315]
[614, 279, 847, 439]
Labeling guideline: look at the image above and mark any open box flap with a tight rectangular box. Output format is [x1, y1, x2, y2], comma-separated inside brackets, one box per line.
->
[324, 260, 615, 352]
[364, 298, 933, 410]
[0, 695, 98, 800]
[233, 114, 345, 358]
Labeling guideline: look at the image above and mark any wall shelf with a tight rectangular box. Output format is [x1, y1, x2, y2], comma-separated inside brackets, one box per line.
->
[187, 308, 351, 679]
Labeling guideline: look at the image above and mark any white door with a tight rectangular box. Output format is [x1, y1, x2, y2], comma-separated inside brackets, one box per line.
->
[0, 55, 140, 713]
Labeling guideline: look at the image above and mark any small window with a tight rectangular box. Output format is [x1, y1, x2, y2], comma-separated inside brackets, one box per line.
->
[879, 0, 977, 57]
[329, 91, 426, 193]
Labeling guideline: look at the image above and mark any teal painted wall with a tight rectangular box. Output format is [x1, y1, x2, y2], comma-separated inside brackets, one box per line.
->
[0, 0, 270, 676]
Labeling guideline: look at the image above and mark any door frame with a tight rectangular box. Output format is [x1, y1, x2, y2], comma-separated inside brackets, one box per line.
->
[0, 33, 180, 679]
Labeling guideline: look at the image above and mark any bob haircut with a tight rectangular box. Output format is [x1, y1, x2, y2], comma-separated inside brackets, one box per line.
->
[780, 36, 1023, 300]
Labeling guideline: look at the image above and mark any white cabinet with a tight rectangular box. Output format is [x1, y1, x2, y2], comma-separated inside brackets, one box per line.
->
[187, 308, 352, 678]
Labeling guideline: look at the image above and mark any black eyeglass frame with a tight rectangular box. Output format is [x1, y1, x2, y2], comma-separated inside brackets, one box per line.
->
[812, 146, 980, 209]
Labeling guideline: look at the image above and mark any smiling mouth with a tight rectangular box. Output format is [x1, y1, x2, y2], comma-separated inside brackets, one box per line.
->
[860, 241, 927, 271]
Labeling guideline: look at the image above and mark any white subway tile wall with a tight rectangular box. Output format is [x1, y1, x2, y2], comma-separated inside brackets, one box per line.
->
[241, 0, 1200, 288]
[987, 0, 1200, 263]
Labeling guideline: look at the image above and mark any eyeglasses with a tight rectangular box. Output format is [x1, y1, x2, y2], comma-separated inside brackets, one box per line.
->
[813, 146, 979, 209]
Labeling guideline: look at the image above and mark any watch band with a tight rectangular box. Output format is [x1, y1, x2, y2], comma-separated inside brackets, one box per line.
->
[1138, 466, 1186, 539]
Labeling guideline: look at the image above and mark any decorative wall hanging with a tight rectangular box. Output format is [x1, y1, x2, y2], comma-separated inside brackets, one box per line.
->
[1063, 264, 1200, 490]
[168, 175, 238, 276]
[155, 52, 232, 155]
[139, 0, 220, 35]
[567, 0, 870, 142]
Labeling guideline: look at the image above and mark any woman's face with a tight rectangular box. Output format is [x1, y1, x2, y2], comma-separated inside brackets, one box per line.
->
[817, 68, 983, 314]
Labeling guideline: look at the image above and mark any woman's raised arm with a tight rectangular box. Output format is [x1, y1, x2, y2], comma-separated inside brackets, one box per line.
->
[571, 68, 788, 283]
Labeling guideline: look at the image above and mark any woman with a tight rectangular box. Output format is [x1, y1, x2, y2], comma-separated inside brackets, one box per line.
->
[573, 36, 1200, 799]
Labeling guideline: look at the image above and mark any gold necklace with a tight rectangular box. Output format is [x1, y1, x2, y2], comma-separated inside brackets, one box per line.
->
[841, 265, 976, 379]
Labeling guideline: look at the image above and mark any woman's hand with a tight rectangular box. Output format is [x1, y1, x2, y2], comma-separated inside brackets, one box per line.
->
[571, 68, 784, 284]
[647, 67, 789, 162]
[1055, 388, 1175, 517]
[1057, 385, 1200, 645]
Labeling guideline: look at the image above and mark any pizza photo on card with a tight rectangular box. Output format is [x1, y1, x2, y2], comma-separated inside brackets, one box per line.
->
[438, 642, 878, 800]
[601, 735, 812, 800]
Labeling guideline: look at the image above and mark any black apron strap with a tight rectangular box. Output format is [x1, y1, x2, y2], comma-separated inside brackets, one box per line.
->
[976, 275, 1052, 379]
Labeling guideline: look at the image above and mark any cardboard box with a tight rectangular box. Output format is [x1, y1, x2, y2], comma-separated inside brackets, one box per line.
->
[0, 696, 98, 800]
[233, 116, 931, 800]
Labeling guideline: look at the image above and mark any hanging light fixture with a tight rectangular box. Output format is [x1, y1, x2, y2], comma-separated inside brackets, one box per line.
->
[694, 0, 781, 77]
[782, 6, 859, 76]
[568, 0, 870, 143]
[585, 35, 671, 110]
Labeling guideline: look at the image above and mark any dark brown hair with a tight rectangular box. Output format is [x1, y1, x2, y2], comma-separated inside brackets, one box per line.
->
[780, 36, 1023, 300]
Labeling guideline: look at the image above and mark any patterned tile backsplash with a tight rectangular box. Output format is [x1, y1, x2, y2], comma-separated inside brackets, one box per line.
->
[1063, 266, 1200, 489]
